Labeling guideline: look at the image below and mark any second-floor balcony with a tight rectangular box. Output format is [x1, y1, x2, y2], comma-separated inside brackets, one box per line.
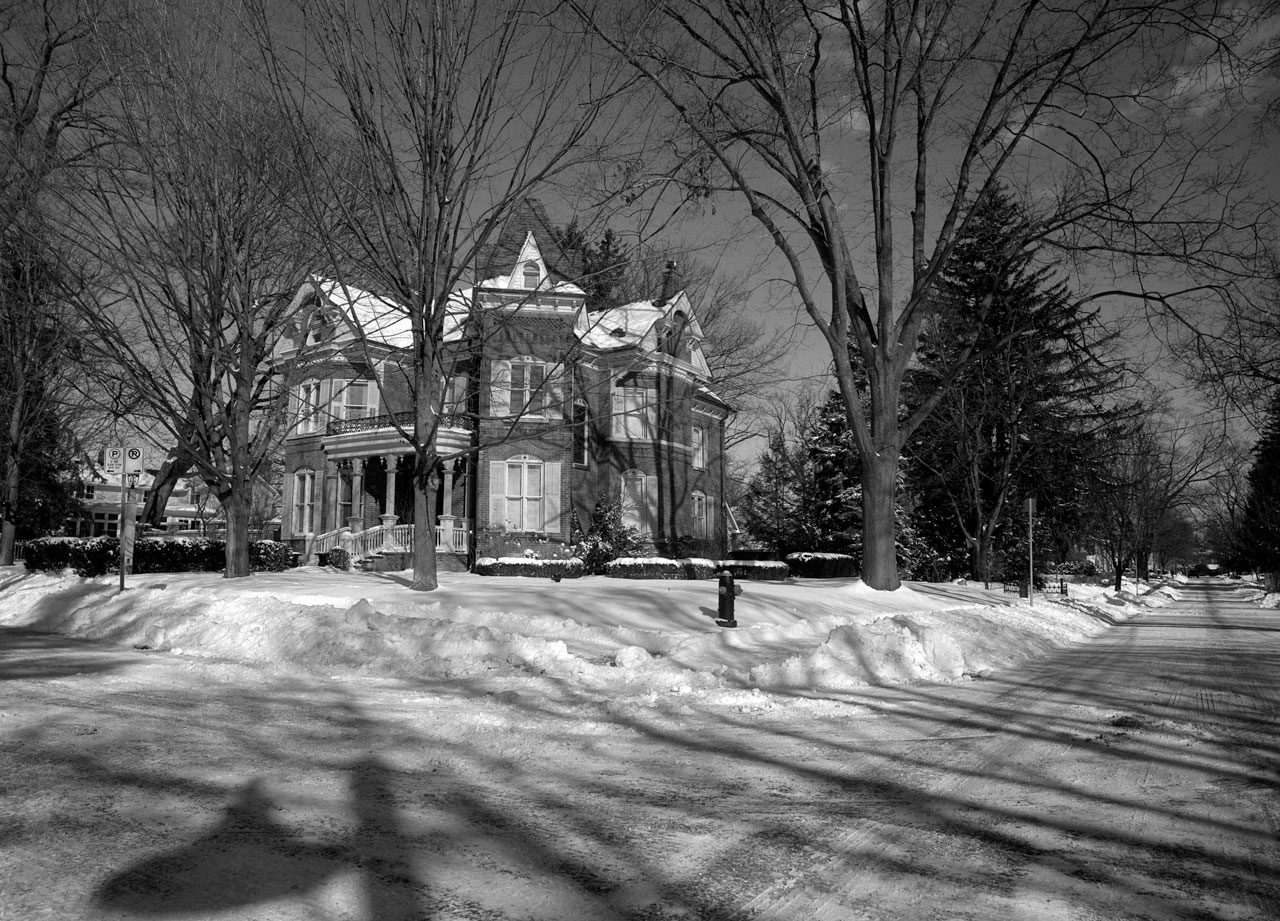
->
[325, 411, 474, 437]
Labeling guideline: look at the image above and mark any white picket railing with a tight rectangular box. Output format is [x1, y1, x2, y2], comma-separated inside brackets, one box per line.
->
[325, 519, 471, 564]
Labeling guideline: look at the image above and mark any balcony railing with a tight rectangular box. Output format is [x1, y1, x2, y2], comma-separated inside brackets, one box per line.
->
[326, 411, 473, 436]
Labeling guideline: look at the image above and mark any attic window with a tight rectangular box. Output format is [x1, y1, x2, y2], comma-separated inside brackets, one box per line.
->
[610, 327, 626, 338]
[522, 261, 540, 290]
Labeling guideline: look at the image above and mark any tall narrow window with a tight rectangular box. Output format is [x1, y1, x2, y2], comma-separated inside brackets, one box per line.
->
[613, 387, 657, 439]
[572, 402, 590, 466]
[337, 471, 353, 524]
[342, 381, 371, 420]
[511, 360, 545, 416]
[692, 425, 706, 469]
[297, 382, 321, 434]
[504, 458, 544, 531]
[293, 469, 316, 534]
[692, 491, 708, 538]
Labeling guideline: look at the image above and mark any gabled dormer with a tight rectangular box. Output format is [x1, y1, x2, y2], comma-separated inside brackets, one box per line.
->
[574, 290, 714, 381]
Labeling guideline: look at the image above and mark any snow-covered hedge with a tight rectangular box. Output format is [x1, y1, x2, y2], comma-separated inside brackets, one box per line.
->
[719, 559, 791, 581]
[474, 557, 585, 579]
[23, 536, 293, 576]
[326, 547, 352, 571]
[602, 557, 717, 580]
[784, 552, 857, 578]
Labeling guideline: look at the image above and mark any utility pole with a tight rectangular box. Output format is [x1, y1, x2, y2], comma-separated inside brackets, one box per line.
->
[1026, 496, 1035, 607]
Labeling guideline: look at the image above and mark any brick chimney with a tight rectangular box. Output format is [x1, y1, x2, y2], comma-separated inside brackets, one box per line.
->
[657, 259, 680, 307]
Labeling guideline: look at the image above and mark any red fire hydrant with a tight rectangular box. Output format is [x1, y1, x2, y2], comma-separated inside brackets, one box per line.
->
[717, 568, 743, 627]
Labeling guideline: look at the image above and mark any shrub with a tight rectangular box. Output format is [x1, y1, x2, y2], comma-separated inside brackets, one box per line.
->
[682, 558, 718, 580]
[474, 557, 585, 579]
[249, 537, 293, 573]
[572, 497, 644, 574]
[716, 559, 791, 581]
[22, 537, 77, 573]
[785, 552, 857, 578]
[326, 547, 352, 571]
[602, 557, 687, 580]
[24, 535, 293, 575]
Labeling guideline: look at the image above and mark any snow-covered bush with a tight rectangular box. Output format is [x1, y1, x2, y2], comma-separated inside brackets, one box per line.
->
[603, 557, 687, 580]
[572, 497, 643, 574]
[325, 547, 352, 571]
[718, 559, 791, 581]
[23, 537, 112, 576]
[785, 552, 856, 578]
[23, 536, 293, 575]
[474, 557, 585, 579]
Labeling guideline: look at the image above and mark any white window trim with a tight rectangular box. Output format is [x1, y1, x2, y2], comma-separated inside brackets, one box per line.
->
[293, 468, 316, 535]
[691, 490, 708, 539]
[504, 455, 545, 532]
[613, 386, 658, 440]
[297, 382, 321, 435]
[692, 425, 706, 469]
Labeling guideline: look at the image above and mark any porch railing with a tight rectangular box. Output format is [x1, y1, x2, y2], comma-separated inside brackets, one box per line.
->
[326, 411, 473, 437]
[316, 519, 471, 563]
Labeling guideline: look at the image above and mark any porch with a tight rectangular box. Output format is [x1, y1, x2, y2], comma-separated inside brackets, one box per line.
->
[309, 518, 472, 571]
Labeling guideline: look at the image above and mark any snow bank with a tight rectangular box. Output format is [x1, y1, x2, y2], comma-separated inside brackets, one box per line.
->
[0, 567, 1146, 708]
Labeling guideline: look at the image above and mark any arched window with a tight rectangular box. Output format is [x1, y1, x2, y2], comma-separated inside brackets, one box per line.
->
[293, 469, 316, 534]
[522, 261, 540, 289]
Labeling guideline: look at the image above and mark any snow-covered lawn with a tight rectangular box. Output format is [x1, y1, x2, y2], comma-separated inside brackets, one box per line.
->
[0, 566, 1179, 709]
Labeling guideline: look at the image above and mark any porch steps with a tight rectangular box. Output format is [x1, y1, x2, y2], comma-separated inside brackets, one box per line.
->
[358, 550, 469, 573]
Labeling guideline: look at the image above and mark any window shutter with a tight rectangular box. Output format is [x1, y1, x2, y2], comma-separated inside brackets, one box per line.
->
[611, 388, 624, 437]
[490, 360, 511, 416]
[281, 471, 295, 539]
[488, 460, 507, 533]
[543, 461, 562, 535]
[644, 475, 659, 536]
[706, 497, 715, 541]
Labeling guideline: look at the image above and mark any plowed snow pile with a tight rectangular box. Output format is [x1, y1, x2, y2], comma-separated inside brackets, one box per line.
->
[0, 568, 1175, 708]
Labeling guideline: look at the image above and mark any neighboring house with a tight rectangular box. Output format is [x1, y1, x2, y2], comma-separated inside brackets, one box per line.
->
[69, 468, 213, 537]
[278, 212, 734, 570]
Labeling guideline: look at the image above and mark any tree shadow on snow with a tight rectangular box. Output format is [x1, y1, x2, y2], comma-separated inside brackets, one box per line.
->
[95, 758, 432, 920]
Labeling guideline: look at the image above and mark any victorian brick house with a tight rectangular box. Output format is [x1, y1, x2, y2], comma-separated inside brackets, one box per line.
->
[278, 212, 733, 570]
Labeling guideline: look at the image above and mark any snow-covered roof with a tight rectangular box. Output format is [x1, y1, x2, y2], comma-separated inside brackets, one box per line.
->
[575, 291, 713, 378]
[287, 277, 468, 349]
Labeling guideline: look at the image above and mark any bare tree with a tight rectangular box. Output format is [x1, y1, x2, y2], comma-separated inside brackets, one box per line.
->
[0, 0, 112, 563]
[573, 0, 1273, 588]
[69, 5, 345, 577]
[254, 0, 633, 590]
[1086, 416, 1221, 590]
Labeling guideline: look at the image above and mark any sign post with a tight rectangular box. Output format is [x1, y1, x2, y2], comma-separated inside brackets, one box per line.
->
[1026, 496, 1036, 607]
[113, 447, 145, 592]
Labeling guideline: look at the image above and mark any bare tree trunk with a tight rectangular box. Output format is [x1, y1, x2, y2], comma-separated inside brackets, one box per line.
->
[222, 489, 251, 578]
[0, 384, 24, 565]
[410, 473, 439, 592]
[0, 458, 19, 565]
[142, 453, 193, 528]
[860, 450, 900, 591]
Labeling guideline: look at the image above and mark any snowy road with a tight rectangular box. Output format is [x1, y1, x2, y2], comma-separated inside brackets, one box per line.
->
[2, 581, 1278, 920]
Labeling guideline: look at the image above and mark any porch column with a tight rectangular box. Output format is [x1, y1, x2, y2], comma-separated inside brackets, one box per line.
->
[348, 458, 365, 532]
[438, 461, 456, 552]
[380, 453, 399, 527]
[323, 459, 339, 533]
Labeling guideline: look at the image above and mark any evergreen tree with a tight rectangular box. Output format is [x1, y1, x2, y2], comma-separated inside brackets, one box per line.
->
[904, 186, 1125, 582]
[1238, 392, 1280, 576]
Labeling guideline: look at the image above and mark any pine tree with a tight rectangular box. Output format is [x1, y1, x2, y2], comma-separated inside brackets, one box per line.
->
[1238, 392, 1280, 578]
[904, 185, 1125, 583]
